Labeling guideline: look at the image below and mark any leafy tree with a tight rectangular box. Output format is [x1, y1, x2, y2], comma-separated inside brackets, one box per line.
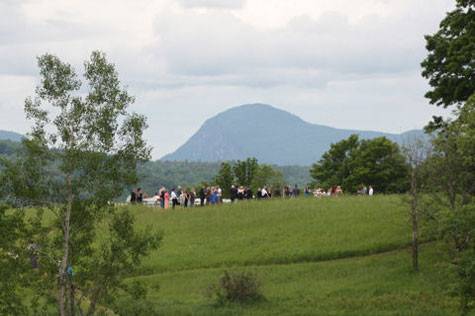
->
[233, 158, 258, 187]
[0, 51, 160, 316]
[345, 137, 409, 193]
[310, 135, 359, 190]
[424, 95, 475, 313]
[310, 135, 408, 193]
[421, 1, 475, 311]
[421, 0, 475, 127]
[402, 138, 433, 272]
[215, 162, 234, 198]
[252, 164, 284, 193]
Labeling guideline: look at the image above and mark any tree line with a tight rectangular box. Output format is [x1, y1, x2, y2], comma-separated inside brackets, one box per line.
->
[0, 140, 312, 199]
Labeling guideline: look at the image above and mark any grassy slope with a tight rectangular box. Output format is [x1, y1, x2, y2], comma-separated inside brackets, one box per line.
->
[135, 245, 456, 315]
[134, 196, 410, 273]
[123, 196, 463, 315]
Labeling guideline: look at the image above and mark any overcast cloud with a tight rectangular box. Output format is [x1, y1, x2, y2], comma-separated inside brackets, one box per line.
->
[0, 0, 454, 158]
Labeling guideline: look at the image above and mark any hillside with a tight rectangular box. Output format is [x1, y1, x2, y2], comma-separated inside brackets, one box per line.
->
[0, 129, 23, 142]
[137, 160, 311, 194]
[123, 196, 457, 315]
[162, 104, 425, 165]
[0, 142, 311, 193]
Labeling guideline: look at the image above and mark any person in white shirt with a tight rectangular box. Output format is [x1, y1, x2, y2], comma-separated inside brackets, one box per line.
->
[217, 187, 222, 203]
[261, 187, 269, 199]
[171, 189, 178, 209]
[368, 186, 374, 196]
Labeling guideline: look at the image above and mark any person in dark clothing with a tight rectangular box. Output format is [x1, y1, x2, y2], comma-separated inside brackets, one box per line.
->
[237, 186, 244, 200]
[136, 188, 144, 203]
[130, 189, 137, 203]
[256, 188, 262, 199]
[184, 191, 189, 208]
[293, 185, 300, 197]
[245, 188, 253, 200]
[199, 187, 205, 206]
[190, 189, 196, 207]
[160, 189, 165, 208]
[230, 185, 238, 203]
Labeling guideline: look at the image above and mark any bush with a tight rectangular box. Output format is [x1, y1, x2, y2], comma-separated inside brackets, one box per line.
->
[207, 270, 264, 305]
[110, 281, 159, 316]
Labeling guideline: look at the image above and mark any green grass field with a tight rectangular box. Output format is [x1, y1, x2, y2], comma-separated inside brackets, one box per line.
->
[123, 196, 464, 315]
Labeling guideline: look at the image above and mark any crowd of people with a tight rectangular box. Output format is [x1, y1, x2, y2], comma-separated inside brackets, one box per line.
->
[128, 183, 375, 208]
[311, 185, 374, 197]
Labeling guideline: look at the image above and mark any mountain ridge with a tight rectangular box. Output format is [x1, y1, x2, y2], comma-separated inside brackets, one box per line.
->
[0, 130, 24, 142]
[162, 103, 425, 166]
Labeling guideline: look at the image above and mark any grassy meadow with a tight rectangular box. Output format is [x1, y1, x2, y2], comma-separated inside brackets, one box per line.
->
[121, 195, 464, 315]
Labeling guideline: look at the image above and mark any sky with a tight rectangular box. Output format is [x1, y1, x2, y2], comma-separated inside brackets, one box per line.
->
[0, 0, 454, 159]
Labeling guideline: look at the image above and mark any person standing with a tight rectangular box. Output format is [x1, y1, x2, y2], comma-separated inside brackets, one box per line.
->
[256, 188, 262, 199]
[171, 188, 178, 209]
[261, 187, 269, 199]
[368, 186, 374, 196]
[190, 189, 196, 207]
[230, 185, 237, 203]
[246, 187, 253, 200]
[217, 187, 223, 204]
[160, 188, 165, 208]
[164, 190, 170, 209]
[136, 188, 144, 203]
[183, 190, 189, 208]
[199, 187, 205, 206]
[130, 188, 137, 203]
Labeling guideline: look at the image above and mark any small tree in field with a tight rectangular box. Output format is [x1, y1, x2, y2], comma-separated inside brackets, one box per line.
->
[1, 51, 161, 315]
[402, 138, 432, 272]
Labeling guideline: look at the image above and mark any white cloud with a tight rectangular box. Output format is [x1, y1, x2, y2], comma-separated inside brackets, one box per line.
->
[0, 0, 455, 158]
[177, 0, 245, 9]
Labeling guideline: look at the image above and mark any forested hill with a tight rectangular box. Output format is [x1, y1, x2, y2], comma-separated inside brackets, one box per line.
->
[136, 160, 311, 194]
[0, 140, 311, 194]
[162, 103, 424, 165]
[0, 130, 23, 142]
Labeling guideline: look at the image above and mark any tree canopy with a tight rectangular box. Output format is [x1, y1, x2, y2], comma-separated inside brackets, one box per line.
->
[310, 135, 409, 193]
[421, 0, 475, 109]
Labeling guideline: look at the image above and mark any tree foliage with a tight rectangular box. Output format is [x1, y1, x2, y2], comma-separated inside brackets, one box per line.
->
[421, 0, 475, 109]
[252, 164, 284, 192]
[421, 2, 475, 310]
[309, 135, 359, 190]
[215, 162, 234, 198]
[310, 135, 409, 193]
[0, 51, 160, 315]
[233, 158, 259, 188]
[0, 205, 29, 315]
[213, 159, 284, 195]
[423, 95, 475, 313]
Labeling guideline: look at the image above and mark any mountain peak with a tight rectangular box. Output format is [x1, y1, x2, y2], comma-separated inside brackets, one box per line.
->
[162, 104, 424, 165]
[210, 103, 306, 126]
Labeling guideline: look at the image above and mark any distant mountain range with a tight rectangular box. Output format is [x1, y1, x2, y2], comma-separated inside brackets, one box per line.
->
[162, 103, 425, 166]
[0, 130, 23, 142]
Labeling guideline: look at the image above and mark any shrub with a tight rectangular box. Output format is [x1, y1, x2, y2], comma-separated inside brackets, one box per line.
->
[207, 270, 264, 305]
